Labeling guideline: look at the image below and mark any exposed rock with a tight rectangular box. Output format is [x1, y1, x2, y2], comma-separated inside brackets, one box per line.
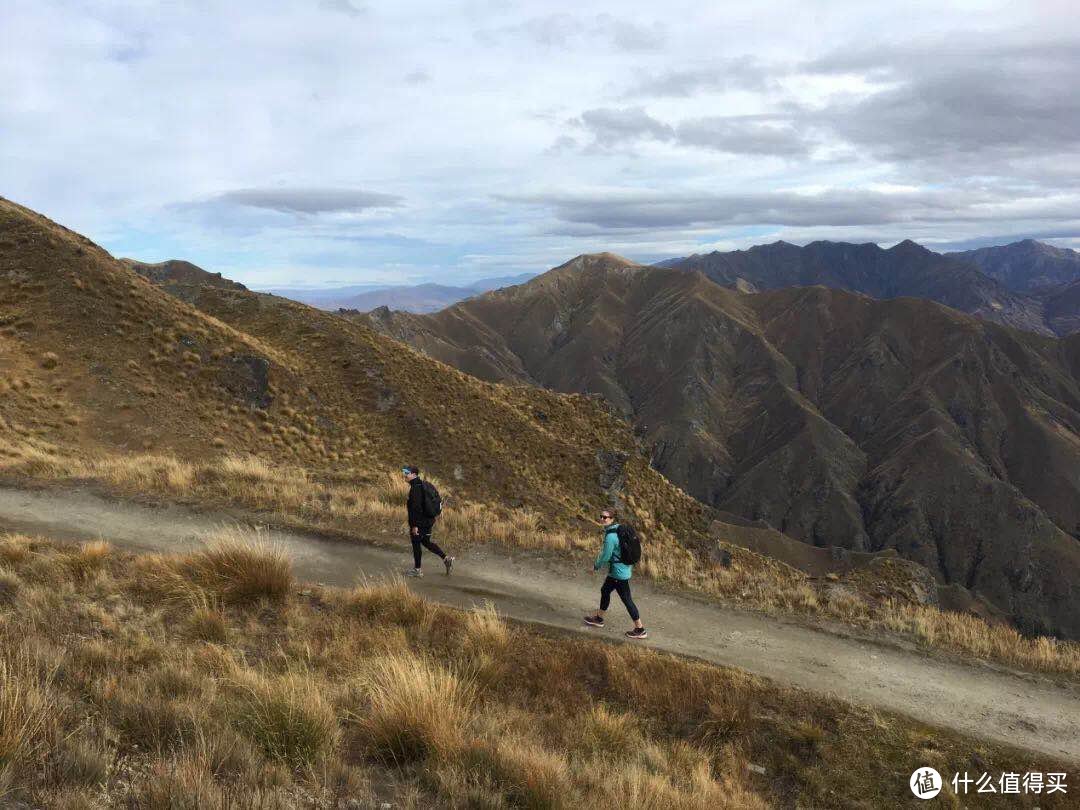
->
[375, 388, 398, 413]
[220, 354, 272, 409]
[597, 449, 628, 492]
[711, 545, 733, 568]
[867, 557, 940, 607]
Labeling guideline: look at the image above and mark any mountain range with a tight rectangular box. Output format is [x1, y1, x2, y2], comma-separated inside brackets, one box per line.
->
[11, 202, 1080, 639]
[128, 238, 1080, 332]
[365, 252, 1080, 638]
[950, 238, 1080, 292]
[661, 238, 1080, 336]
[262, 273, 536, 313]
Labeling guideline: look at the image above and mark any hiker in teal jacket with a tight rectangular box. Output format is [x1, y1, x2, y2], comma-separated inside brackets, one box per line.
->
[584, 509, 647, 639]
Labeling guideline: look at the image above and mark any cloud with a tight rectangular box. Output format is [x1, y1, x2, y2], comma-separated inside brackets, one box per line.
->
[624, 58, 778, 97]
[576, 107, 674, 147]
[799, 39, 1080, 178]
[319, 0, 366, 17]
[581, 36, 1080, 172]
[485, 13, 664, 52]
[545, 134, 579, 154]
[499, 187, 1065, 231]
[596, 13, 665, 52]
[675, 116, 813, 157]
[211, 188, 403, 215]
[5, 2, 1080, 285]
[575, 107, 812, 157]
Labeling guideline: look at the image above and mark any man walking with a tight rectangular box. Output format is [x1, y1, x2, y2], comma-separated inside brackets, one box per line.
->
[403, 465, 453, 577]
[584, 509, 647, 639]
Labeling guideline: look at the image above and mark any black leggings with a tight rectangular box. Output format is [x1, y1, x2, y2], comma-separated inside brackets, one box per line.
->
[600, 576, 639, 621]
[411, 528, 446, 569]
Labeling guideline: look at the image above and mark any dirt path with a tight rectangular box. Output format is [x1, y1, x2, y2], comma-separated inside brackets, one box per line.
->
[1, 485, 1078, 765]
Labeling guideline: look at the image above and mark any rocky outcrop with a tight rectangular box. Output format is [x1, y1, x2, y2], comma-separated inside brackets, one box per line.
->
[220, 355, 272, 409]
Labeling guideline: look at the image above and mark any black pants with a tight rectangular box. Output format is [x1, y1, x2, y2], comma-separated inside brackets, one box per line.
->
[411, 526, 446, 569]
[600, 576, 640, 621]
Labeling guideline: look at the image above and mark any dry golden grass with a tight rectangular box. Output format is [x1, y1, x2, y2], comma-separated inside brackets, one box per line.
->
[0, 647, 56, 791]
[882, 599, 1080, 675]
[463, 601, 511, 652]
[2, 437, 1079, 678]
[0, 535, 1070, 807]
[136, 528, 293, 607]
[229, 669, 339, 771]
[349, 654, 476, 765]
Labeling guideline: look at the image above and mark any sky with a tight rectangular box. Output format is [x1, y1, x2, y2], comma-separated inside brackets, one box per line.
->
[2, 1, 1079, 288]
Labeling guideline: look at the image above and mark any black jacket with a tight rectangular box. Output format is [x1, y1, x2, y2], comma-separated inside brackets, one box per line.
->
[407, 477, 434, 530]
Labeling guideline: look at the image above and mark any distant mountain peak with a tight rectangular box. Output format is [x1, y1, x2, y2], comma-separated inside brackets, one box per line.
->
[552, 252, 642, 274]
[748, 240, 800, 252]
[582, 251, 640, 266]
[949, 239, 1080, 297]
[889, 238, 929, 254]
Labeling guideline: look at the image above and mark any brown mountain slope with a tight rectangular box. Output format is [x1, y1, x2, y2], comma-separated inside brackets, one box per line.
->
[120, 257, 247, 291]
[365, 254, 1080, 638]
[0, 199, 712, 550]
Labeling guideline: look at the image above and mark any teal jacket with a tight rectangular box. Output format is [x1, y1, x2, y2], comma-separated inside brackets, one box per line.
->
[594, 524, 632, 580]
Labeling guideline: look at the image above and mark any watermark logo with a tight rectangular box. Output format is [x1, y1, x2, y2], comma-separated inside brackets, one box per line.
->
[910, 767, 942, 799]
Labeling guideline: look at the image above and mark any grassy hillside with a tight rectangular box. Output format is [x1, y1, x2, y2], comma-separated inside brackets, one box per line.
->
[365, 253, 1080, 641]
[0, 196, 713, 556]
[0, 533, 1071, 808]
[3, 198, 1079, 677]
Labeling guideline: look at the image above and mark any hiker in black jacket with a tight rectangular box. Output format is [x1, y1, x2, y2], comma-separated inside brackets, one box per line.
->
[403, 465, 453, 577]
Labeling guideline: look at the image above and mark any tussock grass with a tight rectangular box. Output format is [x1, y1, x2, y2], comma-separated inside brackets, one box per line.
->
[137, 528, 293, 607]
[0, 647, 56, 787]
[349, 654, 475, 765]
[458, 735, 571, 809]
[187, 529, 293, 604]
[2, 437, 1079, 677]
[883, 599, 1080, 675]
[0, 536, 1068, 807]
[341, 577, 434, 628]
[107, 682, 198, 754]
[187, 603, 229, 643]
[61, 540, 111, 581]
[574, 704, 642, 756]
[463, 601, 511, 652]
[230, 670, 338, 770]
[595, 752, 768, 810]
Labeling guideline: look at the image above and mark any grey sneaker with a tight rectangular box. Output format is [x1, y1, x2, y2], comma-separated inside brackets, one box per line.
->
[444, 556, 455, 575]
[405, 568, 423, 578]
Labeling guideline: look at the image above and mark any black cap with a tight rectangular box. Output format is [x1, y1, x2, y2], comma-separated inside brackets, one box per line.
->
[402, 465, 420, 475]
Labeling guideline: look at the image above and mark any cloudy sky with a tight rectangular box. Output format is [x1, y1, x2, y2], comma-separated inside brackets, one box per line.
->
[2, 1, 1079, 288]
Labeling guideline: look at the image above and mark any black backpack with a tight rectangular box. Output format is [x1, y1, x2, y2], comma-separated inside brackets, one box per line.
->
[616, 524, 641, 565]
[420, 479, 442, 519]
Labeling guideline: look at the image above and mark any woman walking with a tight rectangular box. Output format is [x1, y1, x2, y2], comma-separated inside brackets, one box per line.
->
[584, 509, 647, 639]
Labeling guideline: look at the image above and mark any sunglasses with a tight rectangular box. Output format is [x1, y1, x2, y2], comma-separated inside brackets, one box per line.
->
[599, 514, 612, 520]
